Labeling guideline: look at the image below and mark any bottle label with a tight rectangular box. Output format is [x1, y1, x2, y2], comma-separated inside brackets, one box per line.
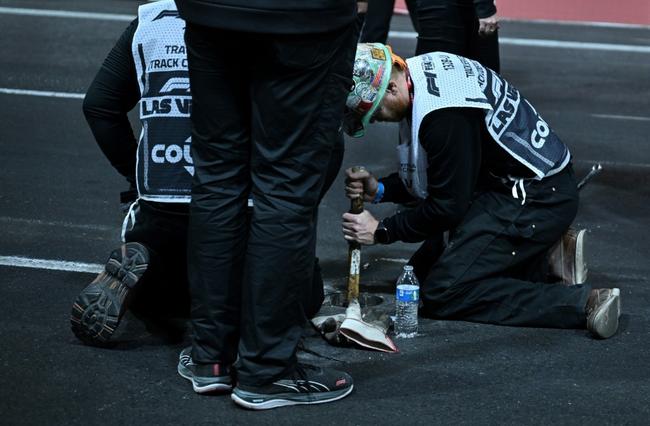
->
[396, 285, 419, 302]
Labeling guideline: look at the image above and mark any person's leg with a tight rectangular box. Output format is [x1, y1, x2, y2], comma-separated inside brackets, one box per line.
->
[407, 234, 446, 284]
[420, 166, 592, 329]
[305, 132, 346, 320]
[415, 0, 474, 56]
[128, 202, 190, 321]
[119, 202, 190, 341]
[184, 23, 251, 367]
[359, 0, 396, 43]
[236, 25, 357, 387]
[71, 201, 151, 345]
[473, 29, 500, 73]
[404, 0, 420, 33]
[467, 10, 500, 73]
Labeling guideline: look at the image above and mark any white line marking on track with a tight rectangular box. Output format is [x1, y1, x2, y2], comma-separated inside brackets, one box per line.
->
[501, 18, 650, 30]
[0, 88, 84, 99]
[0, 216, 114, 232]
[0, 256, 102, 274]
[591, 114, 650, 122]
[389, 32, 650, 53]
[1, 6, 647, 53]
[499, 37, 650, 53]
[0, 6, 133, 21]
[394, 10, 650, 29]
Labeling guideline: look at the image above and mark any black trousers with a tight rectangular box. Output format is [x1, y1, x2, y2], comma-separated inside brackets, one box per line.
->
[122, 171, 341, 323]
[359, 0, 419, 43]
[413, 166, 592, 329]
[124, 200, 191, 320]
[414, 0, 500, 73]
[184, 23, 357, 386]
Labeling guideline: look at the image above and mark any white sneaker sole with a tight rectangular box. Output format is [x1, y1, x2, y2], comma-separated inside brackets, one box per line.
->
[231, 385, 354, 410]
[177, 364, 232, 394]
[587, 288, 620, 339]
[574, 229, 587, 284]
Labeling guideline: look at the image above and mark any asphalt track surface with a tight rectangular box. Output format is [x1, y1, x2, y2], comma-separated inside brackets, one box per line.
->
[1, 1, 649, 425]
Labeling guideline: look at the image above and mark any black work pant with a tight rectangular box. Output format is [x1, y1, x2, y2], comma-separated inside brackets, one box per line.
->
[359, 0, 419, 43]
[414, 0, 500, 73]
[184, 23, 357, 386]
[124, 200, 191, 320]
[414, 166, 591, 328]
[123, 196, 336, 323]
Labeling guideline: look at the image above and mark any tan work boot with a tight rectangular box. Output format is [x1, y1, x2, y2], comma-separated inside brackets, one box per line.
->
[548, 228, 587, 285]
[70, 242, 149, 346]
[586, 288, 621, 339]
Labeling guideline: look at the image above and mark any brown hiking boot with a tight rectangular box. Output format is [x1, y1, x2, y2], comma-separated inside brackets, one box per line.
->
[548, 228, 587, 285]
[70, 242, 149, 346]
[586, 288, 621, 339]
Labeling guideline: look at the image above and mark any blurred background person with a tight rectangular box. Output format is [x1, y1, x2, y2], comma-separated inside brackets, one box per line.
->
[359, 0, 418, 43]
[415, 0, 500, 72]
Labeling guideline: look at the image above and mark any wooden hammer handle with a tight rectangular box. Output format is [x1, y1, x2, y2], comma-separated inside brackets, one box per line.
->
[347, 166, 365, 301]
[349, 165, 366, 215]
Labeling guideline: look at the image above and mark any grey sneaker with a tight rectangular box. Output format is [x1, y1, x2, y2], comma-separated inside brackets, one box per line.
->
[231, 363, 353, 410]
[548, 228, 587, 285]
[70, 242, 149, 346]
[177, 347, 232, 393]
[586, 288, 621, 339]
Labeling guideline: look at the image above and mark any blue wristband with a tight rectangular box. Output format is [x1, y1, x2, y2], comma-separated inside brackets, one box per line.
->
[372, 182, 385, 204]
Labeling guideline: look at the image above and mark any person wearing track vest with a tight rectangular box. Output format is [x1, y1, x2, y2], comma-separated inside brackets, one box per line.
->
[72, 0, 335, 347]
[342, 43, 621, 340]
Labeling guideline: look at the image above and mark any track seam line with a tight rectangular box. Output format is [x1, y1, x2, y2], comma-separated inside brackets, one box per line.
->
[388, 31, 650, 53]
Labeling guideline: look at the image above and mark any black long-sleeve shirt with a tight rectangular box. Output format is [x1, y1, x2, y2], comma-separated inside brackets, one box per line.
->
[379, 107, 531, 244]
[82, 19, 140, 186]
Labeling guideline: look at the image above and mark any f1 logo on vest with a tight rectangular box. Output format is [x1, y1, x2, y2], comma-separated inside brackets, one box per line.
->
[151, 137, 194, 175]
[160, 77, 190, 94]
[424, 72, 440, 97]
[153, 10, 180, 21]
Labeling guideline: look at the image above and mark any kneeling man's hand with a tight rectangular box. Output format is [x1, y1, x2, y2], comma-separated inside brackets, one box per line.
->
[342, 210, 379, 245]
[345, 167, 378, 202]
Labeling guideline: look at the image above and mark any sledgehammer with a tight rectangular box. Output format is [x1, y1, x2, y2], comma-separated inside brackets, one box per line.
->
[339, 167, 397, 353]
[346, 193, 364, 304]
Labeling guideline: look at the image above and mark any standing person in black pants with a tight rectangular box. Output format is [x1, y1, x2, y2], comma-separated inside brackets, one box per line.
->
[415, 0, 500, 72]
[174, 0, 358, 410]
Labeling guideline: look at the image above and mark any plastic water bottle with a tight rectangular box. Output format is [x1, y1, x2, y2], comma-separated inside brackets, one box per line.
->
[395, 265, 419, 338]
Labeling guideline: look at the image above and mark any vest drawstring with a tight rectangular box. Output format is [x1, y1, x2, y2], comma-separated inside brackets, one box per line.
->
[508, 177, 527, 205]
[121, 199, 140, 243]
